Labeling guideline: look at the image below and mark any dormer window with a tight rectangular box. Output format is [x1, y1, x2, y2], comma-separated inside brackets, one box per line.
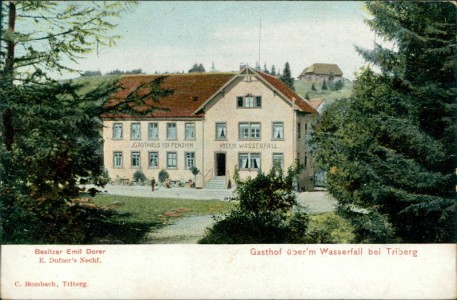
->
[237, 94, 262, 108]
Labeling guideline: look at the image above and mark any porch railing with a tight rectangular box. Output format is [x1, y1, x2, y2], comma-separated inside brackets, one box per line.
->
[203, 168, 213, 188]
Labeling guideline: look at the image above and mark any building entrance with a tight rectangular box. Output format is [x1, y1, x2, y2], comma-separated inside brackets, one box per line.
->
[215, 153, 226, 176]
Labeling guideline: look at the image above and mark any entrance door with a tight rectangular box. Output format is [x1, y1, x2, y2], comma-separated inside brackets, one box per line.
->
[215, 153, 226, 176]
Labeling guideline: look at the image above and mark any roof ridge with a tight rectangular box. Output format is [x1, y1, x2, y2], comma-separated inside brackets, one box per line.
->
[121, 72, 237, 78]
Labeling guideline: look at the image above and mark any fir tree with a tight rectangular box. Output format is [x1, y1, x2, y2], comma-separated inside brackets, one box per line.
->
[0, 1, 173, 243]
[321, 79, 328, 90]
[311, 82, 317, 91]
[271, 65, 277, 76]
[280, 62, 295, 91]
[311, 2, 457, 243]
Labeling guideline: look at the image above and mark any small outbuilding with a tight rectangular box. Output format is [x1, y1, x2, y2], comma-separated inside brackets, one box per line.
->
[298, 63, 343, 83]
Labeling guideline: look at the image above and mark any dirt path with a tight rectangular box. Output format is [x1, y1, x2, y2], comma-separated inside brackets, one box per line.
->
[145, 215, 216, 244]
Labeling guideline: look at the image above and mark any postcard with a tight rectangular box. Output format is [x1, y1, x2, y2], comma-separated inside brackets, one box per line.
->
[1, 1, 456, 299]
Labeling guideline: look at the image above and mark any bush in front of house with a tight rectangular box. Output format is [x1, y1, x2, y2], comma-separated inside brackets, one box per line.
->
[158, 169, 170, 186]
[199, 165, 309, 244]
[304, 212, 355, 244]
[132, 169, 147, 184]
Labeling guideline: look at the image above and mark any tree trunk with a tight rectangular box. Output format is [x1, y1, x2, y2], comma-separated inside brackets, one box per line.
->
[3, 1, 16, 151]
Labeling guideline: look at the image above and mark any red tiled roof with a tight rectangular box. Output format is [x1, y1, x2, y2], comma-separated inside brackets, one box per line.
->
[103, 73, 236, 119]
[255, 70, 317, 114]
[308, 98, 325, 109]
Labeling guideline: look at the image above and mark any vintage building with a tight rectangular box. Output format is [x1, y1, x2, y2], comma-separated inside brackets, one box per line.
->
[298, 63, 343, 83]
[102, 67, 318, 190]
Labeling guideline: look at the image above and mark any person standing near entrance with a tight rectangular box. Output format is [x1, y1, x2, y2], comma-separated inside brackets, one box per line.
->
[151, 177, 156, 191]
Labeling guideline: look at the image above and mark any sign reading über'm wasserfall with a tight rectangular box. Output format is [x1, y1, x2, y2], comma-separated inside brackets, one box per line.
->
[220, 142, 280, 149]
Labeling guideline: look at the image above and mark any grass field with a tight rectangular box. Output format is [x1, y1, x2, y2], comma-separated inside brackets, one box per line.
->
[91, 194, 237, 243]
[294, 79, 353, 105]
[89, 194, 354, 244]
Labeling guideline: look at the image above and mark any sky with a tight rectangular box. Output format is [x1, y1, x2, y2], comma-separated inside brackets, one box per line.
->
[65, 1, 376, 80]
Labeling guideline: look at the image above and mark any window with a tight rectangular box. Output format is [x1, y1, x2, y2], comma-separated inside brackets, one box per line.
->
[185, 123, 195, 140]
[297, 123, 301, 139]
[113, 123, 123, 139]
[239, 153, 261, 170]
[304, 153, 308, 168]
[149, 152, 159, 168]
[272, 122, 284, 140]
[237, 97, 243, 107]
[239, 122, 261, 140]
[237, 94, 262, 108]
[113, 152, 123, 168]
[185, 152, 195, 169]
[167, 123, 177, 140]
[256, 96, 262, 107]
[273, 153, 284, 169]
[216, 123, 227, 140]
[167, 152, 177, 168]
[148, 123, 158, 140]
[131, 123, 141, 140]
[131, 152, 140, 168]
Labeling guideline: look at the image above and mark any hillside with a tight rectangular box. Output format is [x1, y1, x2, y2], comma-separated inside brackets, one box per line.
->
[294, 79, 353, 105]
[68, 74, 122, 95]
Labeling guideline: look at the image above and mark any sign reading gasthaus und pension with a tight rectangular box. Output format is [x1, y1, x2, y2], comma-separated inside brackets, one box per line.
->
[131, 142, 195, 149]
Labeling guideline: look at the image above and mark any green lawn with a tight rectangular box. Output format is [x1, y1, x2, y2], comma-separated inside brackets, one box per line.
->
[90, 194, 237, 243]
[88, 194, 352, 244]
[294, 79, 353, 105]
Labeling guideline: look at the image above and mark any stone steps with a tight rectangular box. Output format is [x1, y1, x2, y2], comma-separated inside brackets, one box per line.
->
[205, 176, 227, 189]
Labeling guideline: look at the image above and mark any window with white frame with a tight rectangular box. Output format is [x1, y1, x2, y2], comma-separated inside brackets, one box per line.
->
[239, 122, 261, 140]
[272, 122, 284, 140]
[131, 123, 141, 140]
[273, 153, 284, 169]
[113, 123, 123, 139]
[131, 152, 140, 168]
[237, 95, 262, 108]
[167, 123, 177, 140]
[185, 152, 195, 169]
[216, 123, 227, 140]
[113, 152, 123, 168]
[239, 153, 261, 170]
[185, 123, 195, 140]
[167, 152, 177, 168]
[297, 123, 301, 139]
[148, 123, 158, 140]
[149, 152, 159, 168]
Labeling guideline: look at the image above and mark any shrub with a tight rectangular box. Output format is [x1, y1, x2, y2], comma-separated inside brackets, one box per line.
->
[190, 166, 200, 176]
[158, 169, 169, 183]
[304, 212, 355, 243]
[132, 169, 147, 183]
[199, 166, 309, 244]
